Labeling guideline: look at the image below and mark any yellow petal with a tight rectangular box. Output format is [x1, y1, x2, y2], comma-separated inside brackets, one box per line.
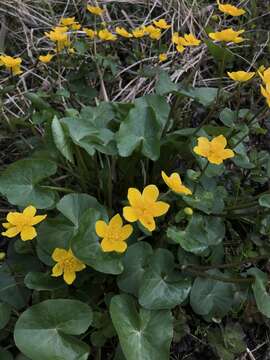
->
[95, 220, 108, 237]
[72, 259, 86, 272]
[120, 224, 133, 241]
[123, 207, 138, 222]
[112, 241, 127, 253]
[161, 171, 171, 188]
[23, 205, 36, 218]
[150, 201, 170, 217]
[211, 134, 227, 149]
[177, 185, 192, 195]
[170, 172, 182, 185]
[30, 214, 47, 225]
[142, 185, 159, 202]
[101, 238, 116, 252]
[7, 212, 22, 225]
[194, 137, 210, 157]
[2, 222, 13, 229]
[222, 149, 235, 160]
[64, 270, 76, 285]
[139, 215, 156, 232]
[52, 263, 63, 277]
[52, 248, 69, 262]
[2, 226, 20, 238]
[109, 214, 123, 229]
[20, 226, 37, 241]
[127, 188, 143, 207]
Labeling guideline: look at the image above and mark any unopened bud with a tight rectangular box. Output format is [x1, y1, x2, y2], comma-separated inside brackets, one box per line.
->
[184, 207, 193, 216]
[0, 252, 6, 260]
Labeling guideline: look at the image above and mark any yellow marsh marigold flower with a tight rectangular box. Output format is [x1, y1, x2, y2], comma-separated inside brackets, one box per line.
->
[39, 53, 54, 63]
[227, 71, 255, 82]
[181, 33, 201, 46]
[83, 28, 97, 39]
[2, 205, 47, 241]
[159, 53, 168, 62]
[209, 28, 245, 43]
[132, 27, 146, 38]
[193, 135, 235, 165]
[71, 23, 81, 30]
[96, 214, 133, 253]
[59, 17, 76, 26]
[217, 0, 246, 16]
[45, 26, 70, 51]
[87, 5, 104, 16]
[115, 27, 133, 38]
[51, 248, 86, 285]
[0, 55, 22, 75]
[123, 185, 170, 232]
[153, 19, 170, 29]
[261, 85, 270, 108]
[145, 25, 162, 40]
[161, 171, 192, 195]
[259, 67, 270, 84]
[98, 29, 117, 41]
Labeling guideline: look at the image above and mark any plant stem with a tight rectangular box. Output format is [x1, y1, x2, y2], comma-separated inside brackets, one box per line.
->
[41, 185, 74, 193]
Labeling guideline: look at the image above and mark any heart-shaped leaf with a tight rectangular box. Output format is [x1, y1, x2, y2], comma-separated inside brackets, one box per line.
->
[138, 249, 191, 309]
[0, 302, 11, 329]
[24, 272, 65, 291]
[110, 294, 173, 360]
[14, 299, 92, 360]
[0, 158, 57, 209]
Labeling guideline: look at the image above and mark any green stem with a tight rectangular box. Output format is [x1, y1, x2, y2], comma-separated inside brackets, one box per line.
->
[41, 185, 74, 193]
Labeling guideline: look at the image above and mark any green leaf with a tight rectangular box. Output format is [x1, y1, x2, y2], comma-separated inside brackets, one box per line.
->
[116, 95, 170, 160]
[0, 348, 13, 360]
[0, 158, 57, 209]
[0, 302, 11, 329]
[219, 108, 236, 127]
[51, 116, 74, 163]
[25, 93, 50, 110]
[0, 264, 30, 309]
[247, 268, 270, 318]
[167, 226, 208, 254]
[259, 194, 270, 208]
[190, 270, 234, 317]
[138, 249, 191, 310]
[72, 209, 123, 274]
[14, 299, 92, 360]
[24, 272, 65, 291]
[117, 242, 153, 296]
[110, 294, 173, 360]
[205, 40, 234, 63]
[155, 71, 178, 95]
[178, 87, 219, 107]
[183, 188, 225, 214]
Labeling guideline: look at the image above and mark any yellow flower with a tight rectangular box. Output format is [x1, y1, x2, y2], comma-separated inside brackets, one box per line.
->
[95, 214, 133, 253]
[59, 17, 76, 26]
[39, 53, 54, 63]
[261, 84, 270, 107]
[181, 33, 201, 46]
[115, 27, 133, 38]
[159, 53, 168, 62]
[87, 5, 104, 16]
[45, 27, 70, 51]
[209, 28, 245, 43]
[145, 25, 162, 40]
[153, 19, 170, 29]
[0, 55, 22, 75]
[123, 185, 170, 232]
[83, 28, 97, 39]
[71, 23, 81, 30]
[51, 248, 86, 285]
[193, 135, 235, 165]
[227, 71, 255, 82]
[132, 27, 146, 38]
[258, 67, 270, 84]
[161, 172, 192, 195]
[217, 0, 246, 16]
[176, 44, 185, 53]
[2, 205, 47, 241]
[98, 29, 117, 41]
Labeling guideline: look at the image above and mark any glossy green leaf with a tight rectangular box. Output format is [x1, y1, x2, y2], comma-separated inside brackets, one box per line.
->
[116, 95, 170, 160]
[24, 272, 65, 291]
[72, 209, 123, 274]
[117, 242, 153, 296]
[259, 194, 270, 209]
[139, 249, 191, 310]
[178, 87, 219, 107]
[14, 299, 92, 360]
[205, 40, 234, 63]
[51, 116, 74, 163]
[247, 268, 270, 318]
[190, 270, 234, 317]
[0, 302, 11, 329]
[156, 71, 178, 95]
[0, 158, 57, 209]
[110, 294, 173, 360]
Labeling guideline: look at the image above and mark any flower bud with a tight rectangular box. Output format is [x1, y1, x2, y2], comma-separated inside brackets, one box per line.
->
[0, 252, 6, 260]
[184, 207, 193, 216]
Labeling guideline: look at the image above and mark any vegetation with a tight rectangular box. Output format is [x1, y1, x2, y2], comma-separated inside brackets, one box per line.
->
[0, 0, 270, 359]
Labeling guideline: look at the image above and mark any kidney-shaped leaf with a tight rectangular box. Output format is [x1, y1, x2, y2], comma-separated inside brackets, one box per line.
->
[117, 242, 153, 296]
[110, 294, 173, 360]
[0, 158, 57, 209]
[14, 299, 92, 360]
[247, 267, 270, 318]
[139, 249, 191, 310]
